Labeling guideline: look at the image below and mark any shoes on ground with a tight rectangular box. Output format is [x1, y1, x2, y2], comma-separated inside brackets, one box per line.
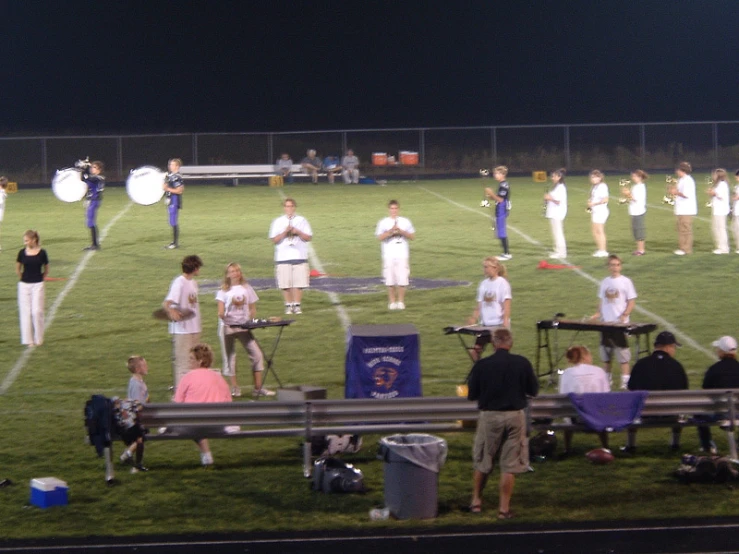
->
[119, 450, 133, 463]
[396, 302, 405, 310]
[388, 302, 398, 310]
[165, 243, 178, 250]
[620, 445, 637, 454]
[497, 254, 512, 261]
[632, 250, 645, 256]
[130, 465, 148, 474]
[498, 510, 514, 520]
[549, 253, 565, 259]
[252, 387, 276, 398]
[83, 245, 100, 251]
[592, 250, 609, 258]
[292, 304, 302, 315]
[674, 250, 686, 256]
[231, 386, 242, 397]
[285, 304, 293, 315]
[713, 249, 729, 254]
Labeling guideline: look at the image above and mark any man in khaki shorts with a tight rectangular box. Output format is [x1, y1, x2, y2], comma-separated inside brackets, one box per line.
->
[268, 198, 313, 315]
[467, 329, 538, 518]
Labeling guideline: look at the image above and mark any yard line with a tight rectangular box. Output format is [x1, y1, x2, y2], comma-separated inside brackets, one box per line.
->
[0, 202, 134, 395]
[418, 186, 713, 359]
[277, 192, 352, 332]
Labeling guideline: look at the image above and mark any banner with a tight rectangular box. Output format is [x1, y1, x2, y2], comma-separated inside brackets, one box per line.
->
[345, 324, 421, 399]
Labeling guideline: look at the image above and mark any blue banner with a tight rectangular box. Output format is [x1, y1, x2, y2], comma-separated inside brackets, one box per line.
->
[345, 324, 421, 399]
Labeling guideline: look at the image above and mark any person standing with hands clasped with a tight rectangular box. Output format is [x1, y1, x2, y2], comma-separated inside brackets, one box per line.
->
[16, 230, 48, 348]
[163, 158, 184, 249]
[484, 166, 512, 260]
[670, 161, 697, 255]
[544, 168, 568, 259]
[467, 328, 538, 519]
[375, 200, 415, 310]
[587, 169, 609, 257]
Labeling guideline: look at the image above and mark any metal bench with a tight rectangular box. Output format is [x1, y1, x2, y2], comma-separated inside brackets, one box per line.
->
[179, 164, 325, 185]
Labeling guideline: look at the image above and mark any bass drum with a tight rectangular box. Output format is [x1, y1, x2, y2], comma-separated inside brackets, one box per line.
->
[127, 166, 166, 206]
[51, 168, 87, 203]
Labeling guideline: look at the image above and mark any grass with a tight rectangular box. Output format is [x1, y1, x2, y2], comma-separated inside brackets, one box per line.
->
[0, 174, 738, 538]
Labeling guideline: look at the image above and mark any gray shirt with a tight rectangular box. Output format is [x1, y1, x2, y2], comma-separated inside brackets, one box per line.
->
[128, 376, 149, 403]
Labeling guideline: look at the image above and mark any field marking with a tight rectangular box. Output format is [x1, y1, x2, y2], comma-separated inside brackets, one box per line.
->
[0, 202, 134, 395]
[276, 192, 352, 331]
[418, 186, 713, 359]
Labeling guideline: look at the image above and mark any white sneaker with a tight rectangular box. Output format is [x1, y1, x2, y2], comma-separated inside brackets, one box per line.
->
[200, 452, 214, 467]
[497, 254, 512, 261]
[120, 450, 132, 463]
[252, 387, 276, 398]
[396, 302, 405, 310]
[231, 386, 242, 397]
[674, 249, 686, 256]
[549, 253, 564, 259]
[285, 304, 293, 315]
[713, 249, 728, 254]
[292, 304, 302, 315]
[388, 302, 398, 310]
[593, 250, 609, 258]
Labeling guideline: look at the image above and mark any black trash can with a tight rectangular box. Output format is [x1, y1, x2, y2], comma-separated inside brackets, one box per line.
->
[377, 433, 448, 519]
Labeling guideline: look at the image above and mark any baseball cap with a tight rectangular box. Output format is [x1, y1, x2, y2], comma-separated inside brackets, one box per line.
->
[655, 331, 682, 347]
[712, 336, 738, 352]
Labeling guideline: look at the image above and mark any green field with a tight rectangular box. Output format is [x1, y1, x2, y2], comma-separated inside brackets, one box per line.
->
[0, 175, 737, 537]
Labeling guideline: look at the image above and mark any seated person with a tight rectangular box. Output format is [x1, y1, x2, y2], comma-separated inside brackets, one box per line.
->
[275, 153, 293, 183]
[173, 343, 232, 467]
[301, 149, 322, 184]
[625, 331, 688, 453]
[322, 155, 341, 184]
[341, 149, 360, 184]
[558, 345, 611, 456]
[697, 336, 739, 454]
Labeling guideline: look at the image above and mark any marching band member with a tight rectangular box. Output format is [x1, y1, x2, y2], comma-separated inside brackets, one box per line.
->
[670, 161, 696, 255]
[467, 257, 511, 361]
[544, 168, 567, 259]
[269, 197, 313, 315]
[587, 170, 609, 257]
[376, 199, 415, 310]
[484, 165, 512, 261]
[16, 230, 48, 348]
[707, 168, 730, 254]
[733, 170, 739, 253]
[163, 158, 184, 250]
[216, 262, 274, 398]
[0, 176, 7, 251]
[83, 161, 105, 251]
[625, 170, 648, 256]
[591, 254, 637, 389]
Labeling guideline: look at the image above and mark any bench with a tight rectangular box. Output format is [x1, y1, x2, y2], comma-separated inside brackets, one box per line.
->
[179, 164, 330, 185]
[95, 391, 739, 480]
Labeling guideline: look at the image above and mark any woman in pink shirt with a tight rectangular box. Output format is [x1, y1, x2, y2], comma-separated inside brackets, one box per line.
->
[174, 343, 231, 467]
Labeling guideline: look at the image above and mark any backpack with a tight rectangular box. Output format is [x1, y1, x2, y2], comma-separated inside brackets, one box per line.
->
[84, 395, 113, 457]
[310, 434, 363, 458]
[675, 454, 739, 484]
[311, 457, 365, 493]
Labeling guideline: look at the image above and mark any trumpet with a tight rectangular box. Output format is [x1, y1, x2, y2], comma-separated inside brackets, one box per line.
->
[705, 176, 714, 209]
[663, 175, 677, 206]
[618, 178, 632, 205]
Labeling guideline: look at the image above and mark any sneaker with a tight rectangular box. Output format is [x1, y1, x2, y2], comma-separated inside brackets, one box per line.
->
[231, 386, 242, 397]
[592, 250, 609, 258]
[619, 445, 637, 454]
[632, 250, 645, 256]
[713, 249, 728, 254]
[396, 302, 405, 310]
[252, 387, 276, 398]
[388, 302, 398, 310]
[130, 465, 149, 474]
[549, 253, 564, 259]
[285, 304, 293, 315]
[735, 250, 739, 254]
[165, 243, 178, 250]
[119, 450, 133, 464]
[674, 249, 686, 256]
[497, 254, 512, 261]
[200, 452, 214, 467]
[83, 245, 99, 251]
[292, 304, 302, 315]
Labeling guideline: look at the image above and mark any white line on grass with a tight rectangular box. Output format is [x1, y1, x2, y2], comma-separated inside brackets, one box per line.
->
[0, 202, 134, 395]
[418, 186, 713, 359]
[277, 192, 352, 331]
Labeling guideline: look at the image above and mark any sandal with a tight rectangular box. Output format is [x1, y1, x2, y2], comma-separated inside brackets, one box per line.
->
[469, 503, 482, 514]
[498, 510, 514, 520]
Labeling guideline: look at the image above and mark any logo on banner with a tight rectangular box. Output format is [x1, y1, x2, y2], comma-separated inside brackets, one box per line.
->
[373, 366, 398, 390]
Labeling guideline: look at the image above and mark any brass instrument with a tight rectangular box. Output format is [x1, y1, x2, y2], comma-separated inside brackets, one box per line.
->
[618, 178, 632, 205]
[705, 176, 714, 209]
[663, 175, 677, 206]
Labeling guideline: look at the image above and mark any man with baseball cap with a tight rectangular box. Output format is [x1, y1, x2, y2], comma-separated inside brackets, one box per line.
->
[697, 336, 739, 453]
[623, 331, 689, 452]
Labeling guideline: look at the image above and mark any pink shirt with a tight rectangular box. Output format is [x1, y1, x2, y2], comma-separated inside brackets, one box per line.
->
[174, 368, 232, 403]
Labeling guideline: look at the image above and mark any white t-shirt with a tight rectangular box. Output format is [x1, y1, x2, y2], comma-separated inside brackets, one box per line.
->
[165, 275, 202, 335]
[711, 180, 730, 217]
[733, 184, 739, 217]
[590, 182, 609, 221]
[0, 189, 6, 221]
[216, 283, 259, 326]
[674, 175, 697, 215]
[375, 216, 415, 260]
[559, 363, 611, 394]
[598, 274, 637, 323]
[628, 182, 646, 217]
[269, 214, 313, 262]
[546, 183, 567, 220]
[476, 276, 512, 326]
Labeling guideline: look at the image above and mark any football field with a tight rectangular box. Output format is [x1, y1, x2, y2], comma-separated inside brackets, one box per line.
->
[0, 175, 736, 538]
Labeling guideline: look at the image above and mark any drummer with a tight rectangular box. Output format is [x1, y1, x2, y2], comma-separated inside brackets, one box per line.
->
[163, 158, 184, 250]
[467, 257, 512, 360]
[84, 161, 105, 251]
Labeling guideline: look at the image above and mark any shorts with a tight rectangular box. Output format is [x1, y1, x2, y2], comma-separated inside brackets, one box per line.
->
[472, 409, 529, 474]
[591, 212, 608, 225]
[383, 257, 410, 287]
[631, 214, 646, 241]
[600, 331, 631, 364]
[276, 262, 310, 289]
[119, 425, 145, 446]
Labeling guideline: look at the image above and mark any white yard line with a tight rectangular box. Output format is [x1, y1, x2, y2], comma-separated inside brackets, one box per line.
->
[277, 192, 352, 331]
[0, 202, 134, 395]
[418, 186, 713, 359]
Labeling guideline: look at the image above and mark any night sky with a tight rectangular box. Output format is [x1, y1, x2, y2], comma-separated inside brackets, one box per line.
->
[3, 1, 739, 134]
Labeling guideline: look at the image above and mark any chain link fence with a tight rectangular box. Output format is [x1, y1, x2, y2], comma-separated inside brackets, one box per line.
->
[2, 122, 737, 184]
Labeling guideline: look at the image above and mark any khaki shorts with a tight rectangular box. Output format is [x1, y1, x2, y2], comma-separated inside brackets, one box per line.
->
[383, 258, 410, 287]
[276, 262, 310, 289]
[473, 409, 529, 474]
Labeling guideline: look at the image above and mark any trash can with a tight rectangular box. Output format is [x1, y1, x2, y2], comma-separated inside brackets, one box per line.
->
[378, 433, 448, 519]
